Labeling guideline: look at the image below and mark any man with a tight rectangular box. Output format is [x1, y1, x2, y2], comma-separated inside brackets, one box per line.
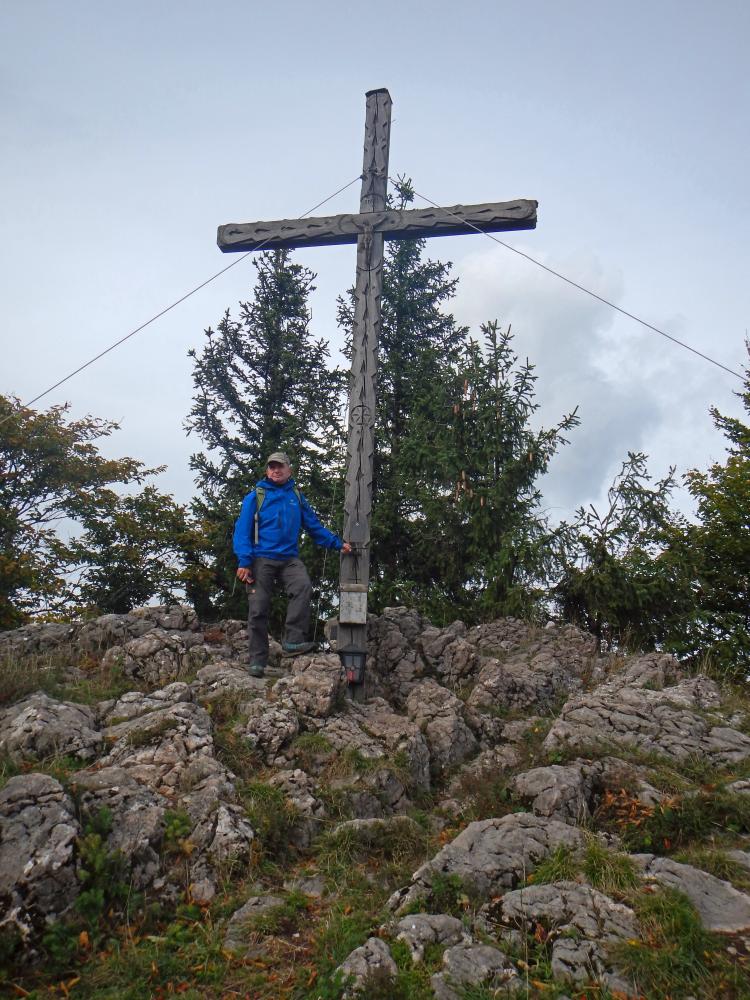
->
[234, 451, 352, 677]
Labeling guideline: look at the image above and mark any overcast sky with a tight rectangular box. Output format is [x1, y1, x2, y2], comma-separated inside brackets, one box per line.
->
[2, 0, 748, 525]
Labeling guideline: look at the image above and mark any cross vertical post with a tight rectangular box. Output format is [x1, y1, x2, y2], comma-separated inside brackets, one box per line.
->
[336, 88, 392, 685]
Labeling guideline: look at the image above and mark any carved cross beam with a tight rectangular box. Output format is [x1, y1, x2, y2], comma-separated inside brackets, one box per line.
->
[216, 87, 537, 689]
[217, 200, 537, 253]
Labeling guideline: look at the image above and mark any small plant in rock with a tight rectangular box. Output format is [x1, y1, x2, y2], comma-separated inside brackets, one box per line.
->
[603, 788, 750, 854]
[0, 649, 69, 705]
[203, 689, 248, 726]
[581, 837, 639, 897]
[74, 808, 130, 927]
[40, 808, 132, 973]
[319, 817, 429, 871]
[163, 808, 194, 857]
[355, 938, 435, 1000]
[0, 750, 21, 790]
[239, 779, 299, 861]
[526, 844, 579, 886]
[213, 725, 262, 779]
[674, 847, 750, 890]
[292, 731, 334, 771]
[125, 715, 179, 748]
[422, 871, 480, 918]
[298, 898, 375, 998]
[454, 768, 517, 823]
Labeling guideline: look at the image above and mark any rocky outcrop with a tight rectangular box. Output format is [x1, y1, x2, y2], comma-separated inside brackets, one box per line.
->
[0, 775, 80, 951]
[544, 660, 750, 764]
[632, 855, 750, 932]
[0, 691, 102, 763]
[389, 813, 586, 913]
[5, 604, 750, 997]
[492, 881, 637, 992]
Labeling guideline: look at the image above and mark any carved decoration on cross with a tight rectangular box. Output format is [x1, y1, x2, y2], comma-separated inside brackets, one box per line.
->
[217, 88, 537, 687]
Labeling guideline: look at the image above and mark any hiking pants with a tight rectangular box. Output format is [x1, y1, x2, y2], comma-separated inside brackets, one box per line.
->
[246, 557, 312, 667]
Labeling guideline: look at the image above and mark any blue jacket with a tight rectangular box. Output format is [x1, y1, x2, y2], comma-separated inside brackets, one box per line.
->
[233, 477, 343, 567]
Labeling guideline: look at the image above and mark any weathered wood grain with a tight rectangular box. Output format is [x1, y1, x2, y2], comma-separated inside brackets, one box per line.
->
[218, 199, 537, 252]
[336, 89, 389, 654]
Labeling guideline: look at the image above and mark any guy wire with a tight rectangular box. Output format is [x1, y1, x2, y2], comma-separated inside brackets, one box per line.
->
[3, 172, 364, 426]
[395, 179, 743, 382]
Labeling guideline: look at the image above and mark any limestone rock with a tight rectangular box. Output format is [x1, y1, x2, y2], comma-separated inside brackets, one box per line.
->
[391, 912, 469, 962]
[445, 746, 520, 815]
[0, 774, 80, 950]
[102, 682, 193, 724]
[268, 768, 325, 848]
[348, 698, 431, 793]
[0, 621, 81, 659]
[632, 855, 750, 932]
[130, 604, 200, 632]
[0, 691, 102, 763]
[100, 701, 217, 795]
[494, 881, 637, 992]
[431, 942, 519, 1000]
[273, 654, 347, 718]
[102, 628, 210, 687]
[366, 607, 430, 704]
[76, 610, 174, 655]
[406, 679, 478, 779]
[389, 813, 584, 913]
[466, 622, 597, 717]
[511, 756, 663, 824]
[223, 894, 285, 955]
[71, 767, 167, 889]
[418, 621, 480, 688]
[544, 672, 750, 764]
[237, 701, 299, 764]
[307, 697, 431, 808]
[191, 660, 268, 701]
[336, 936, 397, 997]
[188, 800, 255, 867]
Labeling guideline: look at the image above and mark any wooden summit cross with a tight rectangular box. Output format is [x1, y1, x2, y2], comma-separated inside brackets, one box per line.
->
[217, 88, 537, 684]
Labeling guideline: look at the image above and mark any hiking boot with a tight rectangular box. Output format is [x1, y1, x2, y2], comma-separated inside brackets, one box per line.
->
[281, 641, 315, 657]
[248, 663, 266, 678]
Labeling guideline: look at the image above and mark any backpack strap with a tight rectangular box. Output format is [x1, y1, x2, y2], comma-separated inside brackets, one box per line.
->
[253, 485, 302, 544]
[253, 486, 265, 545]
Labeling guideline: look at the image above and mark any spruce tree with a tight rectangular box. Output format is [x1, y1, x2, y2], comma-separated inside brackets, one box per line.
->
[185, 250, 346, 619]
[430, 322, 578, 621]
[337, 179, 584, 621]
[677, 347, 750, 673]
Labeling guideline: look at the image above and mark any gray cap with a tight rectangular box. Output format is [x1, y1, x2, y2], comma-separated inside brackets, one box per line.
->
[267, 451, 291, 466]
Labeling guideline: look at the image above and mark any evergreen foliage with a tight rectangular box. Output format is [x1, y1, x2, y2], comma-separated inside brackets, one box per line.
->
[551, 452, 694, 650]
[337, 179, 468, 613]
[445, 322, 578, 619]
[675, 346, 750, 674]
[337, 180, 577, 621]
[185, 250, 346, 619]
